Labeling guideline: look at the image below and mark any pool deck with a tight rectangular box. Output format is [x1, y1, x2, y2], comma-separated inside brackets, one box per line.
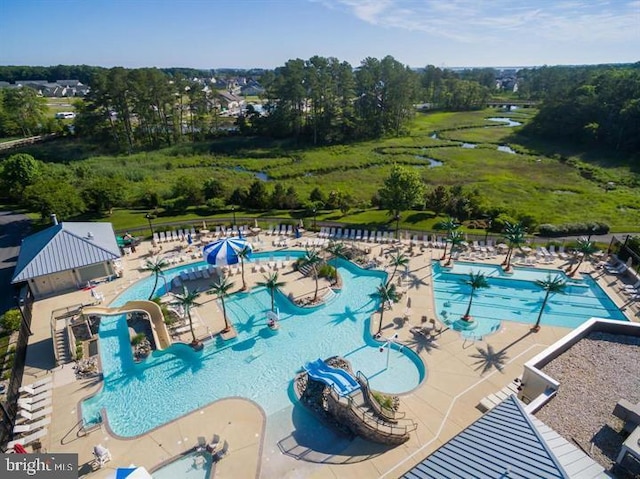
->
[19, 232, 638, 478]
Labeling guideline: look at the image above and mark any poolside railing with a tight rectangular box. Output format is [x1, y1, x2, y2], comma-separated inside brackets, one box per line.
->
[327, 382, 417, 440]
[356, 371, 405, 422]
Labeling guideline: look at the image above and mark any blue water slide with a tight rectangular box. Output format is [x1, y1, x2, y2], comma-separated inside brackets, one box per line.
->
[304, 359, 360, 396]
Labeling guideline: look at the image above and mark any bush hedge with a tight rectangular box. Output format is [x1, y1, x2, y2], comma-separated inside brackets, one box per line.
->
[538, 222, 609, 237]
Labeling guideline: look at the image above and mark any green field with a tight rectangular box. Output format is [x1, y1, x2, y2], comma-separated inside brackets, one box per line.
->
[7, 107, 640, 233]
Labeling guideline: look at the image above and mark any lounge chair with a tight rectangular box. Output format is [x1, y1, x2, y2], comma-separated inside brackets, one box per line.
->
[7, 428, 48, 449]
[92, 444, 112, 468]
[605, 263, 627, 274]
[622, 280, 640, 291]
[19, 376, 52, 394]
[19, 381, 52, 396]
[18, 390, 52, 406]
[19, 398, 52, 413]
[173, 324, 192, 335]
[19, 406, 52, 423]
[212, 440, 229, 462]
[13, 417, 51, 434]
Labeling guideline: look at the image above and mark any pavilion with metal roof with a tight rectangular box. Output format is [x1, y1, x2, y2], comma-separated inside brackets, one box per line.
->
[402, 395, 570, 479]
[11, 221, 122, 299]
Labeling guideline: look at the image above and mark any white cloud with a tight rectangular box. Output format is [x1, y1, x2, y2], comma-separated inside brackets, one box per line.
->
[317, 0, 640, 44]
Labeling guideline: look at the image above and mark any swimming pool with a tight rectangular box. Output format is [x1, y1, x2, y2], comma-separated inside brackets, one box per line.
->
[152, 451, 212, 479]
[82, 253, 425, 437]
[432, 261, 626, 337]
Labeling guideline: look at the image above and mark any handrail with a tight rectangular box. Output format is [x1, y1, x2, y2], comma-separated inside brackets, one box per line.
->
[327, 384, 416, 437]
[356, 371, 406, 421]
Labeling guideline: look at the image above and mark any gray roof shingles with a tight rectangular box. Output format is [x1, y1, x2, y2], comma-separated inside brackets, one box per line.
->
[403, 395, 569, 479]
[12, 222, 121, 283]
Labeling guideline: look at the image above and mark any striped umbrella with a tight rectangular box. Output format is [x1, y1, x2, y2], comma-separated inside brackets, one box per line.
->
[202, 237, 252, 266]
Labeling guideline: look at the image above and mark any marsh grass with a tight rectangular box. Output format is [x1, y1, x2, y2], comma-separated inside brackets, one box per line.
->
[5, 108, 640, 233]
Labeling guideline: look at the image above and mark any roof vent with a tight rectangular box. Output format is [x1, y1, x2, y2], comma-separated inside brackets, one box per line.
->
[87, 232, 94, 240]
[51, 213, 58, 225]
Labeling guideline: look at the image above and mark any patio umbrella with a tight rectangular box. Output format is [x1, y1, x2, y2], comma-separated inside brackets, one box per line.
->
[108, 467, 153, 479]
[202, 237, 252, 266]
[12, 444, 28, 453]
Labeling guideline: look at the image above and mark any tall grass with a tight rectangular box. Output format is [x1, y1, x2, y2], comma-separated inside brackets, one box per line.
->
[6, 108, 640, 233]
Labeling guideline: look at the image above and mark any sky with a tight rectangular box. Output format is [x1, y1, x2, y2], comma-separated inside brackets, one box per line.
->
[1, 0, 638, 70]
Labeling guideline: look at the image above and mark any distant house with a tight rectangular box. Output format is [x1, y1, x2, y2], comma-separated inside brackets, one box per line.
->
[4, 79, 89, 97]
[11, 218, 122, 299]
[241, 80, 264, 96]
[56, 79, 82, 87]
[218, 91, 245, 113]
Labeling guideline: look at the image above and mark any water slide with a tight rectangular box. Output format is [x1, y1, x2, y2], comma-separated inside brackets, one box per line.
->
[82, 300, 171, 350]
[304, 359, 360, 396]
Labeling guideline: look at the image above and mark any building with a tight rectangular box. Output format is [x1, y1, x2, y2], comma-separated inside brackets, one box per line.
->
[402, 393, 610, 478]
[11, 218, 122, 299]
[402, 318, 640, 478]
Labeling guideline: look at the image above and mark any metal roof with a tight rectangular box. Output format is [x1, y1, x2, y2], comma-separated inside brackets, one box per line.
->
[530, 416, 609, 478]
[12, 222, 121, 283]
[403, 395, 569, 479]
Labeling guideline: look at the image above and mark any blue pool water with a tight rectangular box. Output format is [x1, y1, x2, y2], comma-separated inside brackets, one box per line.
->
[432, 262, 626, 338]
[82, 253, 424, 437]
[152, 451, 212, 479]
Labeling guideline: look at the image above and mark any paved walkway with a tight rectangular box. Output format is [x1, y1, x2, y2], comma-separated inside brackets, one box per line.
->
[17, 231, 639, 478]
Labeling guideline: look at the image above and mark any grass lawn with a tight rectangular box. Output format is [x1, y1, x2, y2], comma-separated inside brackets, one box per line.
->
[0, 333, 13, 381]
[7, 108, 640, 234]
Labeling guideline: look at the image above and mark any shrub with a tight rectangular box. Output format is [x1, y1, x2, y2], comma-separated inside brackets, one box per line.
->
[538, 221, 609, 237]
[75, 342, 84, 360]
[318, 264, 337, 281]
[371, 391, 395, 410]
[131, 332, 147, 346]
[0, 309, 22, 332]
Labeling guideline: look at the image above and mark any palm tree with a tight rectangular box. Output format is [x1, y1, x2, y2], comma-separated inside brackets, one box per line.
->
[325, 241, 347, 267]
[461, 272, 490, 322]
[144, 256, 169, 300]
[437, 217, 459, 260]
[444, 230, 465, 266]
[569, 238, 598, 276]
[301, 247, 323, 302]
[386, 250, 409, 286]
[210, 277, 235, 333]
[502, 221, 526, 271]
[373, 282, 400, 335]
[235, 245, 252, 290]
[170, 286, 202, 344]
[257, 272, 285, 312]
[532, 274, 567, 331]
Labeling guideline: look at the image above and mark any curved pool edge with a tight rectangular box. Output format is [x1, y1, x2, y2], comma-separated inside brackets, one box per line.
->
[99, 395, 267, 445]
[85, 252, 414, 436]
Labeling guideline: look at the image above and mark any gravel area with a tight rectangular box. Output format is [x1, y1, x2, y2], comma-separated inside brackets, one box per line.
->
[536, 332, 640, 474]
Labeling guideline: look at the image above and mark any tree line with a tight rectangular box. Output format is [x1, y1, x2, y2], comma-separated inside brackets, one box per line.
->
[1, 59, 526, 150]
[517, 64, 640, 153]
[0, 152, 501, 231]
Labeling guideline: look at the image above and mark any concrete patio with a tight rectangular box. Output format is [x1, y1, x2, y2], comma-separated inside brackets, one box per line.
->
[15, 231, 638, 478]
